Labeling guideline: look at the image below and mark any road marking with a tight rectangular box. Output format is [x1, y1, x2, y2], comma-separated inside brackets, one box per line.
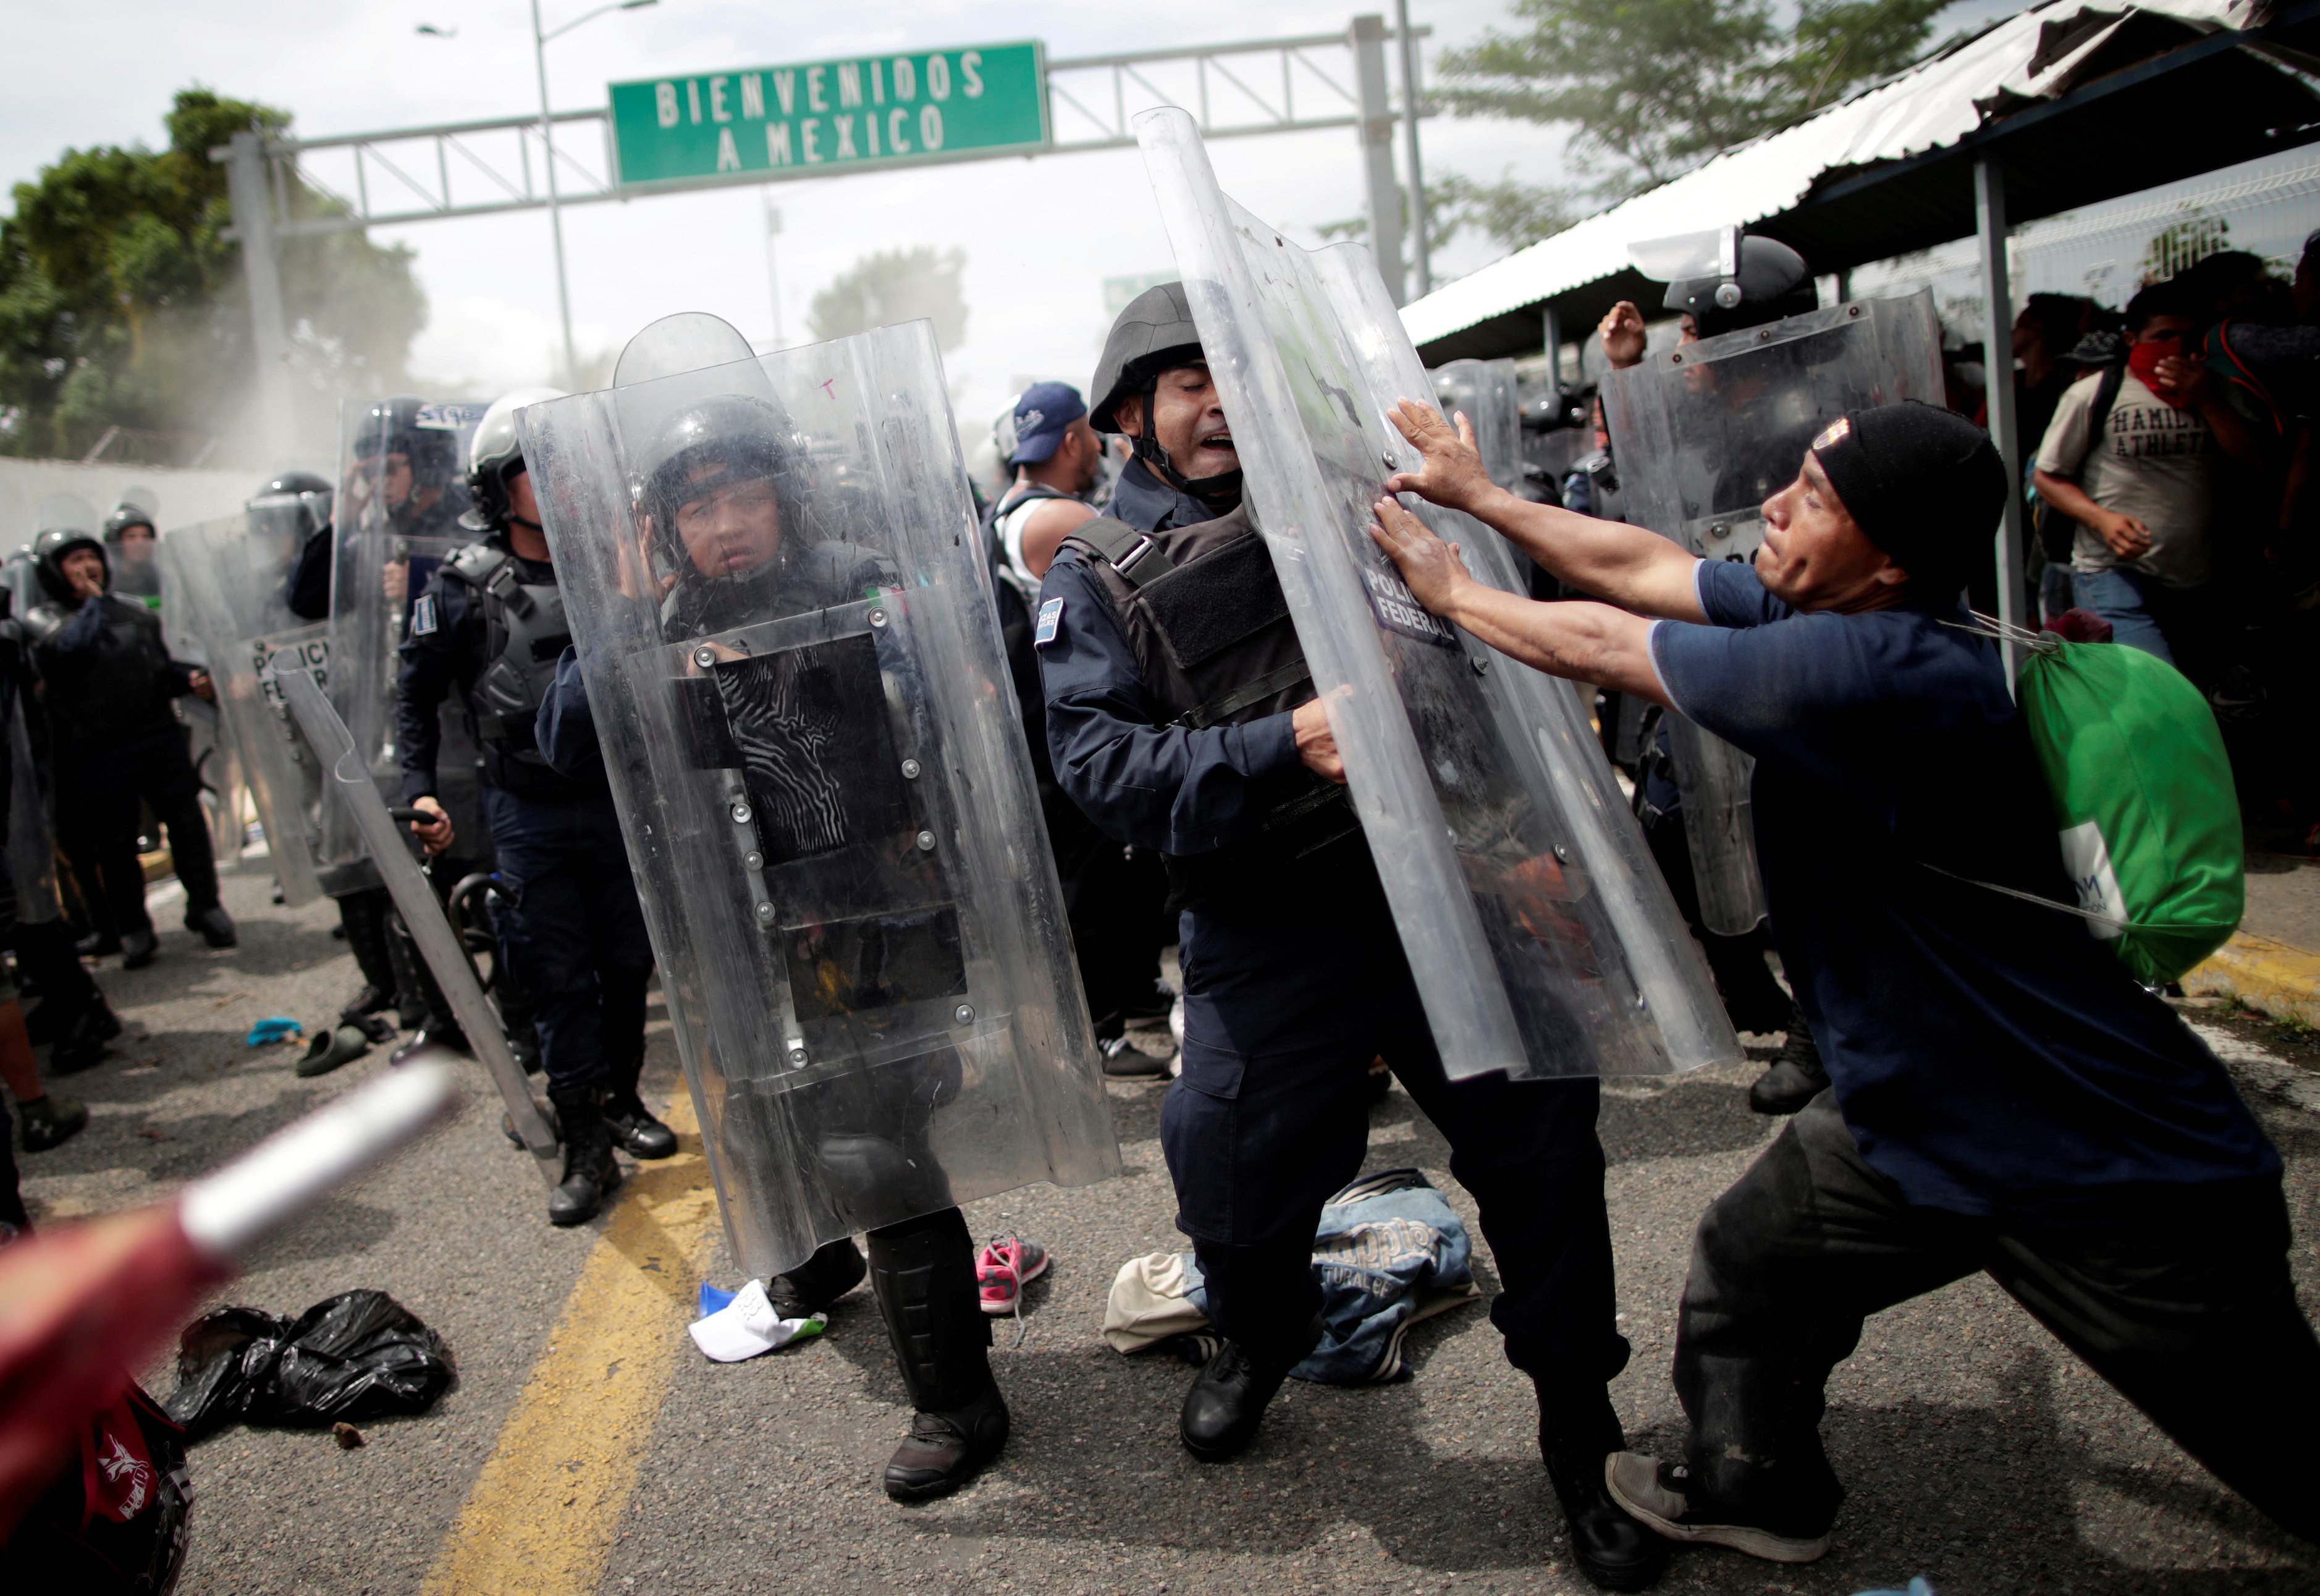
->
[2185, 930, 2320, 1029]
[423, 1090, 722, 1595]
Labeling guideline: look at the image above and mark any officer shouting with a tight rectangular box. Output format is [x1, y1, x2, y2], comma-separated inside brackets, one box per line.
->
[1034, 287, 1658, 1589]
[397, 388, 673, 1228]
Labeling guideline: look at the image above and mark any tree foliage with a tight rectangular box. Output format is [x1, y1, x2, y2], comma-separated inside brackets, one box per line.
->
[806, 247, 968, 350]
[1320, 172, 1577, 257]
[0, 88, 427, 463]
[1435, 0, 1956, 201]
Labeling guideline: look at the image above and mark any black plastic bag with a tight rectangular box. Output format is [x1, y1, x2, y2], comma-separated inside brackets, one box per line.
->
[164, 1290, 457, 1442]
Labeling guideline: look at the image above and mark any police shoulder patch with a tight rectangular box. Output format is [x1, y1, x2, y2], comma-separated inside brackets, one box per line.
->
[1033, 596, 1065, 648]
[410, 594, 439, 637]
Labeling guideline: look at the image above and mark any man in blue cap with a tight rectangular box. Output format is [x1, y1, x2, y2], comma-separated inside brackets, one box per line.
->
[986, 381, 1171, 1076]
[988, 381, 1109, 602]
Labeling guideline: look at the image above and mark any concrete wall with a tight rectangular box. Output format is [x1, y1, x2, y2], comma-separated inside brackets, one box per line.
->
[0, 457, 321, 544]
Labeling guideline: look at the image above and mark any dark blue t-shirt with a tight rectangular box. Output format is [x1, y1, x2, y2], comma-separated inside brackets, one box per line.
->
[1651, 559, 2276, 1220]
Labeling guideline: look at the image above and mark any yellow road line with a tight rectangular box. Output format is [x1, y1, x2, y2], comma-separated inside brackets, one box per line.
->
[2183, 931, 2320, 1029]
[423, 1091, 722, 1595]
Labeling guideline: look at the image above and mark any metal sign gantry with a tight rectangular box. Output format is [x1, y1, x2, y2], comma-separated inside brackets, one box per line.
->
[213, 17, 1431, 449]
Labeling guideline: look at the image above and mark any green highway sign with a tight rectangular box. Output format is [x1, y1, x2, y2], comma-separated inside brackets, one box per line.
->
[608, 42, 1048, 190]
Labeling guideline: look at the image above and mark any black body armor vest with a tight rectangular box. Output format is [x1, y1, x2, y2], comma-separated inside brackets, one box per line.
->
[439, 542, 582, 795]
[1060, 502, 1367, 911]
[25, 594, 179, 749]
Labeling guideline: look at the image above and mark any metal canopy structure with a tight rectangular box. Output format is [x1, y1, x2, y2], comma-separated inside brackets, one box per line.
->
[1399, 0, 2320, 664]
[213, 19, 1434, 453]
[1404, 0, 2320, 368]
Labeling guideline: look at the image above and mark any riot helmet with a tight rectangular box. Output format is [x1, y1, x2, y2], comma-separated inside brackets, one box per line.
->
[1630, 227, 1817, 340]
[1087, 282, 1239, 509]
[462, 386, 570, 534]
[639, 393, 806, 592]
[247, 468, 333, 554]
[103, 491, 157, 544]
[349, 395, 462, 525]
[32, 527, 108, 605]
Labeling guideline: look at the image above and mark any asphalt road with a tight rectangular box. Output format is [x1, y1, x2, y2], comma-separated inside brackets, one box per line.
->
[19, 856, 2320, 1595]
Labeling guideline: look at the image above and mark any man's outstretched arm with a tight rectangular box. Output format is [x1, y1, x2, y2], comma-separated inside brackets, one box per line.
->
[1382, 400, 1706, 623]
[1369, 496, 1671, 706]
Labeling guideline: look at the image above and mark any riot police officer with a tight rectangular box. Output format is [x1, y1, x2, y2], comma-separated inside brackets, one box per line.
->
[1598, 233, 1831, 1115]
[103, 496, 163, 607]
[1035, 285, 1658, 1588]
[25, 511, 235, 968]
[535, 368, 1037, 1503]
[398, 388, 672, 1228]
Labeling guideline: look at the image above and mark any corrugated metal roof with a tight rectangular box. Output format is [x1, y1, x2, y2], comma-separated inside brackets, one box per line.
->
[1401, 0, 2287, 357]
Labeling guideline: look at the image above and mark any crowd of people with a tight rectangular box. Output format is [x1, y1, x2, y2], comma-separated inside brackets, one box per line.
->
[4, 217, 2319, 1596]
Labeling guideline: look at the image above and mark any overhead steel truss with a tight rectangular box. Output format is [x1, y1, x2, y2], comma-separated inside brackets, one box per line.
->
[225, 25, 1430, 240]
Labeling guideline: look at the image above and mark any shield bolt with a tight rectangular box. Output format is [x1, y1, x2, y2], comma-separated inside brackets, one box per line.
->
[1554, 844, 1571, 861]
[788, 1045, 808, 1066]
[916, 830, 936, 851]
[730, 802, 753, 824]
[1471, 656, 1490, 676]
[693, 646, 717, 668]
[743, 850, 764, 871]
[754, 901, 776, 924]
[953, 1004, 974, 1024]
[869, 608, 888, 628]
[900, 759, 922, 779]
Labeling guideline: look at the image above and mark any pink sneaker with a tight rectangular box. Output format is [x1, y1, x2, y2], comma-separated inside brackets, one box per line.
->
[976, 1234, 1049, 1315]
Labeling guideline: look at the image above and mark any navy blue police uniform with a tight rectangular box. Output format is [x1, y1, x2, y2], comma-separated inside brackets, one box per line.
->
[1035, 456, 1629, 1412]
[397, 540, 652, 1113]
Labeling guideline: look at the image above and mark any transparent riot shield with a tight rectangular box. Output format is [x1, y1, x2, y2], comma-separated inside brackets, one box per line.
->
[326, 399, 491, 878]
[518, 313, 1120, 1281]
[160, 517, 329, 907]
[7, 689, 59, 924]
[1430, 358, 1523, 492]
[1134, 108, 1735, 1083]
[277, 667, 560, 1183]
[1601, 289, 1944, 935]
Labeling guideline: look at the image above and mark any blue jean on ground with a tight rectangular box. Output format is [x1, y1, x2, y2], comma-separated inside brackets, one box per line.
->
[478, 785, 652, 1098]
[1162, 898, 1628, 1406]
[2070, 565, 2195, 666]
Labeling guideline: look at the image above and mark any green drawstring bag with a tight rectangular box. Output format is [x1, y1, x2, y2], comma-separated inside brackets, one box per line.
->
[1973, 622, 2243, 986]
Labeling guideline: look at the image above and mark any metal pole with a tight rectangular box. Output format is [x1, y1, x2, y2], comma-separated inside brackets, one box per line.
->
[764, 200, 784, 348]
[1395, 0, 1430, 299]
[1975, 155, 2027, 678]
[1350, 15, 1407, 306]
[221, 131, 296, 455]
[533, 0, 578, 387]
[1543, 306, 1564, 387]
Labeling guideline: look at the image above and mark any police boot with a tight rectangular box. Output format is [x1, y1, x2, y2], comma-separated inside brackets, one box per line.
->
[17, 1094, 88, 1153]
[602, 1048, 675, 1159]
[1538, 1384, 1666, 1590]
[546, 1087, 622, 1228]
[185, 903, 237, 949]
[119, 929, 158, 970]
[869, 1210, 1009, 1501]
[1747, 1002, 1829, 1117]
[337, 893, 400, 1026]
[767, 1236, 867, 1318]
[1179, 1314, 1323, 1463]
[50, 995, 121, 1075]
[382, 914, 435, 1032]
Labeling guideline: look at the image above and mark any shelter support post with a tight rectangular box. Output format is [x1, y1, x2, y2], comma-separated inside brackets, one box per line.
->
[220, 131, 295, 457]
[1975, 155, 2027, 679]
[1351, 15, 1407, 306]
[1395, 0, 1430, 299]
[1543, 306, 1564, 386]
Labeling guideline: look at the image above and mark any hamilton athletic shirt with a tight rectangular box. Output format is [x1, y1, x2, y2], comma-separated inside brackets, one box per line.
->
[1647, 557, 2276, 1220]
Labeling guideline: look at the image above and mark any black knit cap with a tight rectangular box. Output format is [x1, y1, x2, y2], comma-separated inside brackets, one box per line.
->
[1807, 400, 2007, 597]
